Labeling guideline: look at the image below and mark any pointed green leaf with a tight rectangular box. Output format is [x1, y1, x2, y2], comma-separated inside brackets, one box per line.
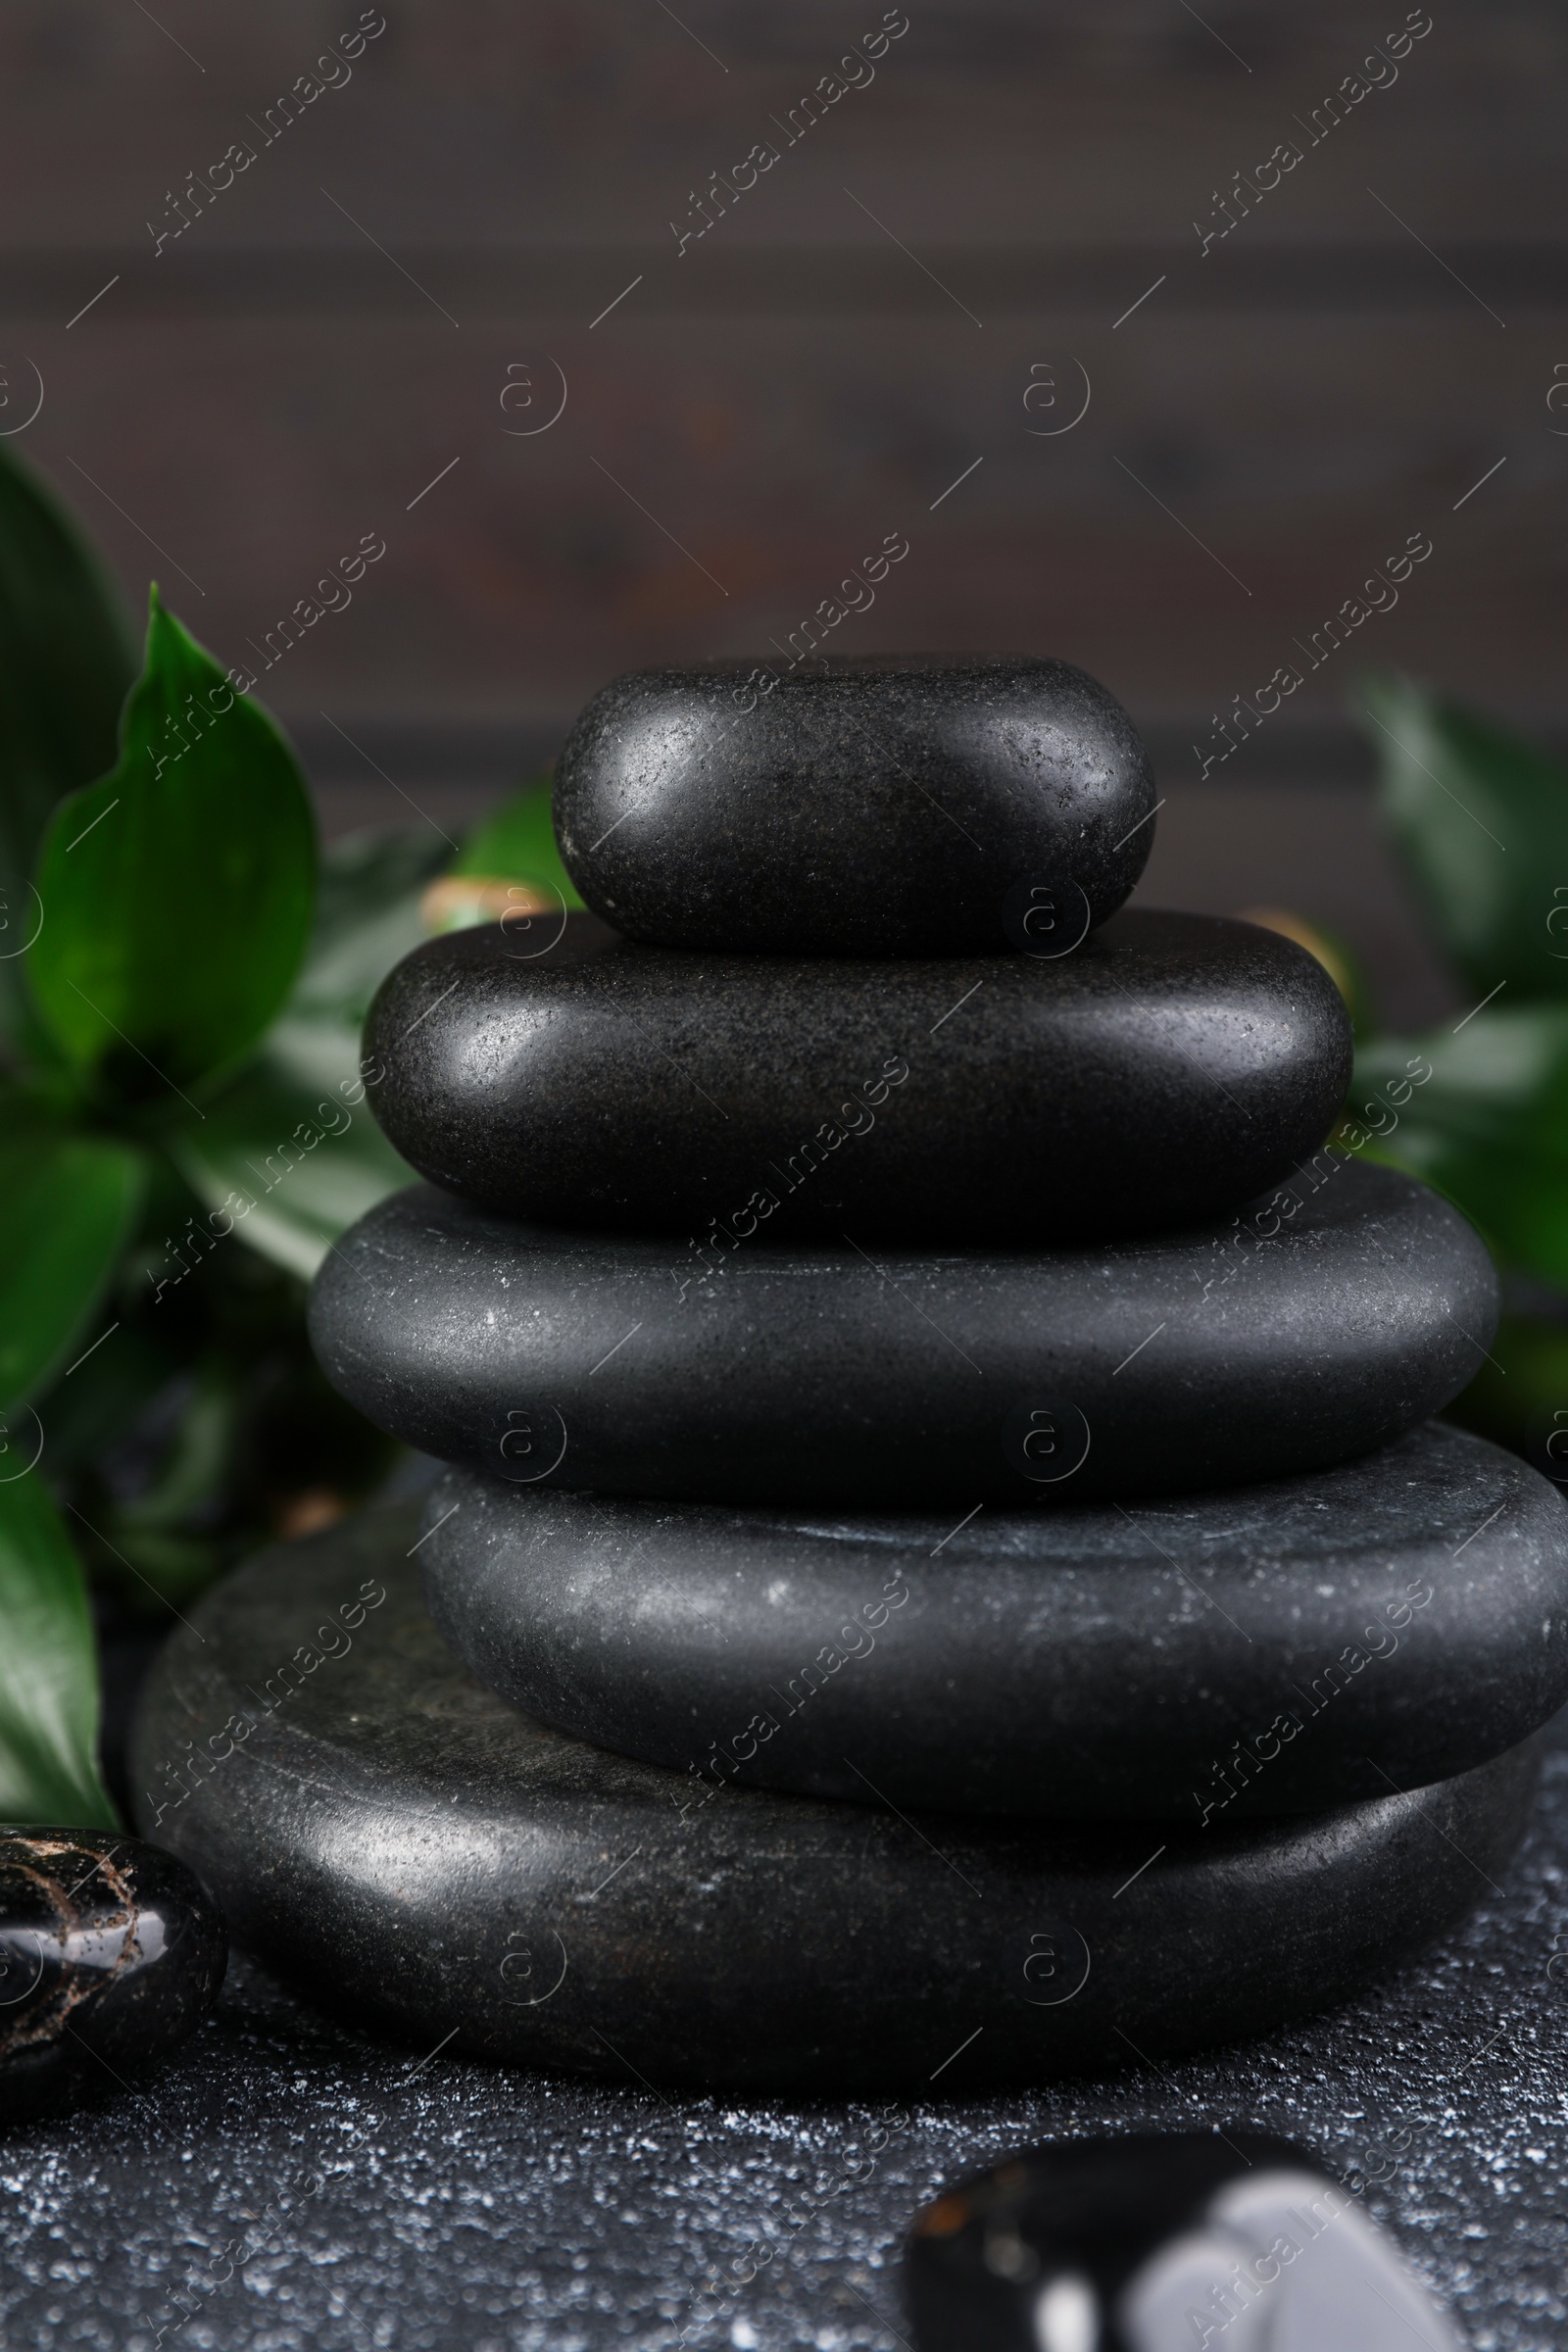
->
[163, 826, 438, 1277]
[0, 444, 135, 932]
[0, 1470, 116, 1830]
[1361, 671, 1568, 1004]
[168, 1016, 416, 1280]
[0, 1134, 145, 1408]
[0, 445, 135, 1051]
[292, 826, 448, 1029]
[1354, 1010, 1568, 1286]
[26, 590, 317, 1093]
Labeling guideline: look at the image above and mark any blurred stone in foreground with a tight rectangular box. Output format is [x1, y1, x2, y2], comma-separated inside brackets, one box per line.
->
[906, 2132, 1457, 2350]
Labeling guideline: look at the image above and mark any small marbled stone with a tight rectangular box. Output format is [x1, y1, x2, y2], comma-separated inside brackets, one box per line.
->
[363, 908, 1352, 1243]
[416, 1422, 1568, 1819]
[553, 654, 1157, 956]
[129, 1507, 1539, 2096]
[0, 1830, 226, 2123]
[905, 2133, 1459, 2350]
[308, 1161, 1496, 1507]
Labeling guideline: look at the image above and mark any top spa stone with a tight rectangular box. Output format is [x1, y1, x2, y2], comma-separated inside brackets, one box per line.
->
[553, 655, 1158, 956]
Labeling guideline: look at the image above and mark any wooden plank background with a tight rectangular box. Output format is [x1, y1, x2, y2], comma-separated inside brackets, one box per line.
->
[1, 0, 1562, 1015]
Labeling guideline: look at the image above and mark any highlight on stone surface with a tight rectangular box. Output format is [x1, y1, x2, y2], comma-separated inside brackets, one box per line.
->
[362, 906, 1354, 1242]
[128, 1506, 1540, 2096]
[308, 1160, 1497, 1506]
[416, 1421, 1568, 1818]
[0, 1830, 226, 2124]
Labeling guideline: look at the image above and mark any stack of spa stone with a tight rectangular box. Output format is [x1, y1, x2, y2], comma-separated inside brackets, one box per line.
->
[134, 656, 1568, 2097]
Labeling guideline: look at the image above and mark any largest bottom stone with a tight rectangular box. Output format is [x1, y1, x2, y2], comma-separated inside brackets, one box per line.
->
[130, 1507, 1539, 2096]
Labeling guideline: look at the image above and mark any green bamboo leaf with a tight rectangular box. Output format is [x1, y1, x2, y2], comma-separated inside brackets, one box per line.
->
[0, 1134, 145, 1407]
[0, 445, 136, 1041]
[292, 827, 448, 1029]
[0, 1470, 116, 1830]
[32, 1320, 180, 1483]
[168, 1016, 415, 1281]
[1361, 671, 1568, 1004]
[1354, 1010, 1568, 1287]
[26, 589, 317, 1095]
[163, 829, 437, 1279]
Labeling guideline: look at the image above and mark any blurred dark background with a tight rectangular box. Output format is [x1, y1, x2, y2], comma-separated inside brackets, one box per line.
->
[4, 0, 1561, 1025]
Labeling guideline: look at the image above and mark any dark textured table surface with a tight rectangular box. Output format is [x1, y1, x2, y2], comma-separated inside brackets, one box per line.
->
[4, 1717, 1567, 2350]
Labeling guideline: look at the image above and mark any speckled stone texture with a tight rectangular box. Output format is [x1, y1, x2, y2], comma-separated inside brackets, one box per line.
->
[308, 1161, 1496, 1507]
[553, 655, 1157, 956]
[4, 1708, 1566, 2347]
[0, 1829, 226, 2123]
[416, 1423, 1568, 1820]
[128, 1508, 1536, 2099]
[362, 908, 1353, 1244]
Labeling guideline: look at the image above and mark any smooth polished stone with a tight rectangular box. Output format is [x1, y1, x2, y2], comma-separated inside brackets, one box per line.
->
[308, 1161, 1497, 1507]
[129, 1508, 1539, 2096]
[362, 907, 1353, 1243]
[552, 655, 1158, 956]
[905, 2134, 1459, 2351]
[417, 1424, 1568, 1820]
[12, 1748, 1568, 2348]
[0, 1830, 226, 2123]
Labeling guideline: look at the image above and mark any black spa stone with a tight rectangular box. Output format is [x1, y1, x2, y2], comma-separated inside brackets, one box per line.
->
[553, 654, 1157, 956]
[0, 1830, 226, 2123]
[129, 1507, 1539, 2097]
[362, 907, 1353, 1244]
[904, 2133, 1459, 2351]
[416, 1423, 1568, 1821]
[308, 1160, 1497, 1507]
